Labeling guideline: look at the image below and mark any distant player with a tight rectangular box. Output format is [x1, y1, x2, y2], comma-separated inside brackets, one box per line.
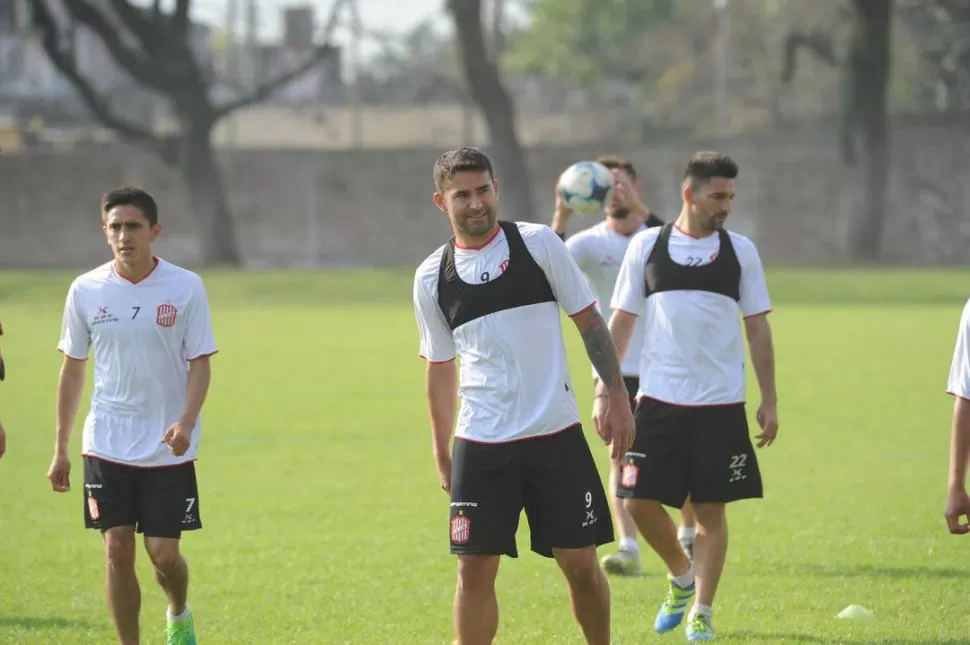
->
[47, 187, 217, 645]
[945, 297, 970, 535]
[599, 152, 778, 641]
[551, 155, 697, 577]
[413, 146, 635, 645]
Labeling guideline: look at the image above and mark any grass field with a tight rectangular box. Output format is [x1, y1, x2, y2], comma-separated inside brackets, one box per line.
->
[1, 266, 969, 645]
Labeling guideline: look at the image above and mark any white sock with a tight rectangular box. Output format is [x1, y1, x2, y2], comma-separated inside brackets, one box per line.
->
[689, 603, 713, 620]
[678, 526, 696, 541]
[167, 606, 191, 622]
[671, 562, 695, 588]
[619, 537, 639, 553]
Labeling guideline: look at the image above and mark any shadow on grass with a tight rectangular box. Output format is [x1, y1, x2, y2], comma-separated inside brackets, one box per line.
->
[794, 563, 968, 580]
[0, 616, 98, 630]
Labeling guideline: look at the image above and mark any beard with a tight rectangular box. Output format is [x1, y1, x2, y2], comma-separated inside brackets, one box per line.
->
[706, 212, 728, 230]
[457, 206, 497, 237]
[606, 206, 630, 220]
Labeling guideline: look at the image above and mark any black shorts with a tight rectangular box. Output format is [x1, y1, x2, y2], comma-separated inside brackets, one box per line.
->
[83, 456, 202, 539]
[592, 376, 640, 411]
[449, 424, 614, 559]
[616, 398, 763, 508]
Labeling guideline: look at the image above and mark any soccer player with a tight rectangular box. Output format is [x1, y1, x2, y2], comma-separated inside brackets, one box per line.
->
[945, 297, 970, 535]
[598, 152, 778, 641]
[551, 155, 697, 577]
[47, 187, 216, 645]
[413, 146, 636, 645]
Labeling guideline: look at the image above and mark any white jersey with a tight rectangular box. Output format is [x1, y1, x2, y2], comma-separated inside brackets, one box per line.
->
[566, 220, 647, 378]
[413, 222, 596, 443]
[612, 225, 772, 406]
[57, 258, 218, 467]
[947, 297, 970, 399]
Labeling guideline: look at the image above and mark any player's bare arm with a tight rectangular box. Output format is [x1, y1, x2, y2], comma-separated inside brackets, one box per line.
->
[945, 396, 970, 534]
[163, 355, 212, 457]
[573, 307, 635, 458]
[48, 355, 86, 492]
[744, 314, 778, 447]
[0, 419, 6, 460]
[425, 359, 458, 493]
[574, 307, 623, 392]
[550, 182, 573, 237]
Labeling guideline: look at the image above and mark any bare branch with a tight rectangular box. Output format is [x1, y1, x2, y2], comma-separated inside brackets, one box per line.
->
[212, 0, 348, 120]
[107, 0, 169, 53]
[780, 30, 839, 84]
[174, 0, 190, 32]
[62, 0, 174, 92]
[28, 0, 157, 143]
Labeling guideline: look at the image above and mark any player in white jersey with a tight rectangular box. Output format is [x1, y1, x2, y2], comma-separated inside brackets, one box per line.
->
[414, 146, 635, 645]
[551, 154, 697, 577]
[47, 187, 216, 645]
[600, 152, 778, 641]
[945, 297, 970, 535]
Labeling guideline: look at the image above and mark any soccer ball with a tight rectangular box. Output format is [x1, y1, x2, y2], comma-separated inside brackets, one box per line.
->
[557, 161, 615, 216]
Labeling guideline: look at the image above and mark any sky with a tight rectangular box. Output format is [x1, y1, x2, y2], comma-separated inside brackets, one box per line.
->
[184, 0, 527, 62]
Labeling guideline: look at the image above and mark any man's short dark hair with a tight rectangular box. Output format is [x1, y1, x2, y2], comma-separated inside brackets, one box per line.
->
[101, 187, 159, 227]
[683, 152, 738, 190]
[433, 146, 495, 191]
[596, 154, 637, 180]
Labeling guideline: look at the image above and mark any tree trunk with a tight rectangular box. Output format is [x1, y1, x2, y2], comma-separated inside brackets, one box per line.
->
[177, 124, 242, 267]
[449, 0, 536, 221]
[845, 0, 892, 260]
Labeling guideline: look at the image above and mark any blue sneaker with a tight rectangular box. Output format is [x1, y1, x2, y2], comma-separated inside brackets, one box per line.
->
[686, 613, 715, 641]
[654, 578, 696, 633]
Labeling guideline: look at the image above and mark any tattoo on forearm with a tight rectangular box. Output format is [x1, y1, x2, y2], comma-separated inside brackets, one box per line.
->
[581, 313, 621, 389]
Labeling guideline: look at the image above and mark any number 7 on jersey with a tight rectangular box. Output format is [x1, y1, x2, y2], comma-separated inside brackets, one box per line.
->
[131, 306, 141, 320]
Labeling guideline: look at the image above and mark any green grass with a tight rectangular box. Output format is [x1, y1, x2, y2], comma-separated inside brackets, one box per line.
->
[0, 266, 968, 644]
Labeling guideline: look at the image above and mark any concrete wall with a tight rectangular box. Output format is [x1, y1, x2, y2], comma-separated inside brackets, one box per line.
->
[1, 119, 968, 270]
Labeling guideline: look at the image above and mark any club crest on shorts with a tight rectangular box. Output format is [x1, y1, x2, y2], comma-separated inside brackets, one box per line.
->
[87, 494, 100, 521]
[620, 462, 639, 488]
[450, 512, 471, 544]
[156, 303, 178, 327]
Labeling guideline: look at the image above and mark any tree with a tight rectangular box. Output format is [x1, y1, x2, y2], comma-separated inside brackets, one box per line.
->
[505, 0, 676, 85]
[781, 0, 893, 260]
[448, 0, 535, 221]
[898, 0, 970, 109]
[28, 0, 345, 266]
[841, 0, 892, 260]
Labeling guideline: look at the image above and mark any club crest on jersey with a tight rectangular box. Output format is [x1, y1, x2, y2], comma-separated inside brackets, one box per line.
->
[156, 304, 178, 328]
[450, 512, 471, 544]
[620, 462, 639, 488]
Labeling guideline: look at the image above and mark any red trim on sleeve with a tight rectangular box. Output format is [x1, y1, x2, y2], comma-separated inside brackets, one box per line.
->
[743, 309, 772, 320]
[419, 355, 456, 364]
[568, 301, 597, 318]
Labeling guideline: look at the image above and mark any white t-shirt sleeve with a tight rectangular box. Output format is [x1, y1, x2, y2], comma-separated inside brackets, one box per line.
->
[413, 270, 457, 362]
[56, 281, 90, 360]
[183, 277, 218, 360]
[564, 234, 592, 273]
[736, 237, 772, 317]
[535, 226, 596, 316]
[611, 232, 649, 315]
[947, 298, 970, 399]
